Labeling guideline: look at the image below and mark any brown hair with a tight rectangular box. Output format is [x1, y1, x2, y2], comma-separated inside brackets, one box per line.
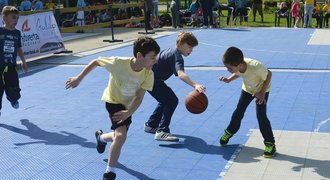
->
[176, 32, 198, 47]
[133, 36, 160, 58]
[2, 6, 19, 16]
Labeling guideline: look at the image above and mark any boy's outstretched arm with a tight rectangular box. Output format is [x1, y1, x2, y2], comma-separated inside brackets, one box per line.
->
[112, 88, 146, 124]
[17, 47, 28, 73]
[219, 73, 239, 83]
[177, 70, 205, 93]
[65, 59, 99, 89]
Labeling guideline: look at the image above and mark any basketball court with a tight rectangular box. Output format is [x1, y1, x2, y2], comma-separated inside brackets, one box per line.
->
[0, 28, 330, 179]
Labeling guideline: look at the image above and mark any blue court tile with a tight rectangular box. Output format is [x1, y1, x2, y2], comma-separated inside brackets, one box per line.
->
[183, 170, 221, 180]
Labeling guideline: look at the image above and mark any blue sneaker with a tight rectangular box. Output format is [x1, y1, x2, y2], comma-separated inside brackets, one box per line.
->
[11, 101, 19, 109]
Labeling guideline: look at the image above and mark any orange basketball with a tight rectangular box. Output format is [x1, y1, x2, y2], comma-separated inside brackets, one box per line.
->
[185, 90, 208, 114]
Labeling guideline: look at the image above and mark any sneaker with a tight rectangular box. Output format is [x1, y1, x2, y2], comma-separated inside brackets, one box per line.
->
[144, 123, 157, 134]
[200, 25, 208, 29]
[219, 129, 233, 146]
[103, 172, 116, 180]
[11, 101, 19, 109]
[263, 142, 276, 158]
[95, 130, 107, 154]
[155, 131, 179, 142]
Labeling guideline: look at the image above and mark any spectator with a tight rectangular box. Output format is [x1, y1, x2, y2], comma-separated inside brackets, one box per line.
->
[32, 0, 43, 10]
[44, 0, 56, 9]
[277, 1, 288, 16]
[189, 0, 203, 27]
[312, 1, 321, 28]
[20, 0, 32, 11]
[76, 0, 86, 33]
[252, 0, 263, 22]
[144, 0, 153, 30]
[292, 0, 302, 28]
[304, 0, 314, 28]
[151, 0, 159, 28]
[323, 0, 330, 28]
[170, 0, 181, 28]
[200, 0, 214, 28]
[233, 0, 247, 25]
[227, 0, 236, 26]
[117, 0, 130, 20]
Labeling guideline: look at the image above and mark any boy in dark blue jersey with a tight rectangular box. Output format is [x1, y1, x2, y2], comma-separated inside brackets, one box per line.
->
[0, 6, 28, 117]
[144, 32, 206, 141]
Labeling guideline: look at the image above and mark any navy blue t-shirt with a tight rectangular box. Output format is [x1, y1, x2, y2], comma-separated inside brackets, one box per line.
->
[0, 27, 22, 67]
[152, 47, 184, 81]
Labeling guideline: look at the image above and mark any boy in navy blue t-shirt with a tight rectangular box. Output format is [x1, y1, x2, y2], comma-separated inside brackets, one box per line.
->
[0, 6, 28, 117]
[144, 32, 206, 141]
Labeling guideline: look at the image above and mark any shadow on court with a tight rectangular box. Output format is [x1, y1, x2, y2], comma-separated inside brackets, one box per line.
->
[158, 134, 239, 160]
[0, 119, 95, 148]
[234, 146, 330, 179]
[103, 159, 156, 180]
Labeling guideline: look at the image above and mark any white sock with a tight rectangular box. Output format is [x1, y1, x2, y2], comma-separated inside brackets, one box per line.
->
[105, 165, 115, 173]
[100, 134, 107, 143]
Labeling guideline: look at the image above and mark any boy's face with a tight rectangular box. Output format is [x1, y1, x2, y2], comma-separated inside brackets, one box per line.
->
[224, 63, 240, 73]
[140, 51, 158, 70]
[178, 43, 194, 57]
[3, 13, 19, 28]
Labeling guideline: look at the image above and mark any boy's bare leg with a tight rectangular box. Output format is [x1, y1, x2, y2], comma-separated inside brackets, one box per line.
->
[102, 132, 114, 142]
[108, 126, 127, 167]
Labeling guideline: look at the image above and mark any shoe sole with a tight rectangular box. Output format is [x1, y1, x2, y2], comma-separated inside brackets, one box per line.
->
[155, 138, 179, 142]
[263, 152, 276, 158]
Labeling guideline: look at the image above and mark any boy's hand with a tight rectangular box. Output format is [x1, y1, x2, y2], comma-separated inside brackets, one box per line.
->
[21, 62, 28, 73]
[253, 91, 266, 104]
[65, 77, 81, 89]
[219, 76, 230, 83]
[112, 110, 130, 124]
[195, 84, 206, 93]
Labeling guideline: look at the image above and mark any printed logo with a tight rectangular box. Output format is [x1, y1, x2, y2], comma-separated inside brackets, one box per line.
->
[21, 19, 31, 32]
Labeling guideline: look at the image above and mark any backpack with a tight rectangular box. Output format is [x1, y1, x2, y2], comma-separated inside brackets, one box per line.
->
[159, 13, 172, 26]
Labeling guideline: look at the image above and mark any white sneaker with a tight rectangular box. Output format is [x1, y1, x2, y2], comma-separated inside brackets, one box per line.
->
[144, 123, 157, 134]
[200, 25, 208, 29]
[155, 131, 179, 142]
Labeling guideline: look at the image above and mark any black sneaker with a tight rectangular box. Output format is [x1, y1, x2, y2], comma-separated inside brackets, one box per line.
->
[264, 142, 276, 158]
[103, 172, 116, 180]
[95, 130, 106, 154]
[220, 129, 233, 146]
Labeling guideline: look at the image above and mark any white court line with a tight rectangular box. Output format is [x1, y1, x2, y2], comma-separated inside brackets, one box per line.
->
[199, 42, 329, 56]
[314, 118, 330, 132]
[217, 129, 254, 180]
[60, 65, 330, 73]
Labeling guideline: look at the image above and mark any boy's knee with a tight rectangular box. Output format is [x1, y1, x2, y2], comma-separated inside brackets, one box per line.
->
[113, 133, 127, 144]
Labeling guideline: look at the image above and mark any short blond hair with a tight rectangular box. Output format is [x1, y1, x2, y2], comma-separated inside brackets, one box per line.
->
[176, 32, 198, 47]
[2, 6, 19, 16]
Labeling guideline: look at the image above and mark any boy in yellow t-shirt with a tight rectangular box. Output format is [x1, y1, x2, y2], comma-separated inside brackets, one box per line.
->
[65, 36, 160, 180]
[218, 47, 276, 158]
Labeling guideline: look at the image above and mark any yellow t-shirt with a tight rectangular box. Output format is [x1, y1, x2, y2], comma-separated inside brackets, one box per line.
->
[235, 58, 270, 94]
[97, 56, 154, 108]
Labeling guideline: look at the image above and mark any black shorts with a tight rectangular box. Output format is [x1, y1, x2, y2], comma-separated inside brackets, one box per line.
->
[105, 102, 132, 130]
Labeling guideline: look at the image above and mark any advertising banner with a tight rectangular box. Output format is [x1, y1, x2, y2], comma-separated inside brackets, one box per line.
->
[0, 11, 65, 60]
